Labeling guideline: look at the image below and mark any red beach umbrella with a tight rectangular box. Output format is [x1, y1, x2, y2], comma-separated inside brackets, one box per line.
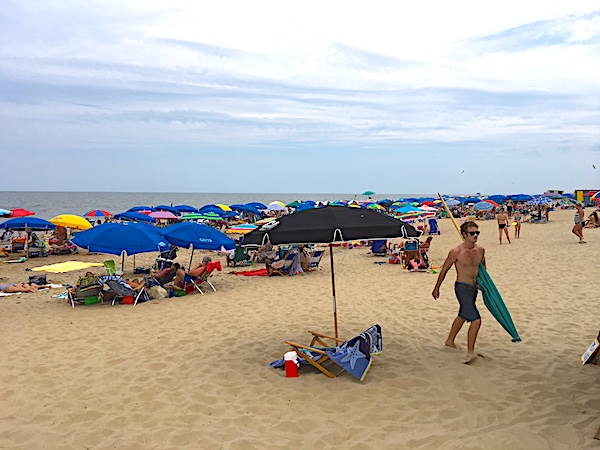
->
[484, 199, 499, 207]
[10, 208, 35, 217]
[84, 209, 112, 218]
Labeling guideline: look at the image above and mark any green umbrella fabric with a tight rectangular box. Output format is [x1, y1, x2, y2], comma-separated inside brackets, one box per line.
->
[476, 263, 521, 342]
[362, 191, 375, 196]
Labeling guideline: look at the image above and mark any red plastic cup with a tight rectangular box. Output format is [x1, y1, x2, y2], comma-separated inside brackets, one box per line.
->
[285, 360, 299, 378]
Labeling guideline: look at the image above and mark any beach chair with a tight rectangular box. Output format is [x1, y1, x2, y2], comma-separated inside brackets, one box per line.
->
[370, 239, 387, 256]
[103, 260, 116, 275]
[428, 218, 441, 235]
[281, 325, 382, 380]
[11, 237, 26, 253]
[153, 245, 178, 271]
[269, 251, 297, 276]
[183, 260, 222, 295]
[99, 275, 149, 305]
[68, 275, 103, 308]
[228, 245, 252, 267]
[308, 250, 325, 270]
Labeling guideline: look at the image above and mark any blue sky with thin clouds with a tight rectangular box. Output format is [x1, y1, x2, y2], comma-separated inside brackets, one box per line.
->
[1, 1, 598, 194]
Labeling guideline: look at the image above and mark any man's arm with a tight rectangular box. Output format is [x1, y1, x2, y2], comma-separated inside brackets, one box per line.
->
[481, 248, 486, 270]
[431, 248, 457, 300]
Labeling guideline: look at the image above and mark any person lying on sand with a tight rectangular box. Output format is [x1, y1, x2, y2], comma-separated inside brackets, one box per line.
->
[0, 282, 50, 293]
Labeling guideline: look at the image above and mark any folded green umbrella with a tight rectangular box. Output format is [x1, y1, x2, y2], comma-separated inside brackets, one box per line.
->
[476, 263, 521, 342]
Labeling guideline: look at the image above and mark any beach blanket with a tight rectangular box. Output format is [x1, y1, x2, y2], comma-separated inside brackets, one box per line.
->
[325, 325, 382, 381]
[31, 261, 103, 273]
[477, 263, 521, 342]
[228, 269, 269, 276]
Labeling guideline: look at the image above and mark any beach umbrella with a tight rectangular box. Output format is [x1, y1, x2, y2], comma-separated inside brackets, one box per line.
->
[0, 208, 12, 217]
[488, 195, 508, 204]
[362, 191, 375, 196]
[128, 206, 157, 212]
[226, 223, 258, 235]
[0, 217, 55, 231]
[243, 206, 420, 338]
[246, 202, 267, 210]
[114, 211, 157, 224]
[155, 205, 181, 216]
[286, 200, 303, 207]
[267, 203, 285, 211]
[483, 199, 498, 207]
[10, 208, 35, 217]
[474, 201, 493, 211]
[215, 204, 232, 212]
[84, 209, 112, 218]
[196, 212, 225, 221]
[71, 222, 169, 269]
[149, 211, 179, 220]
[527, 196, 551, 206]
[477, 264, 521, 342]
[50, 214, 93, 230]
[295, 203, 316, 212]
[198, 205, 228, 215]
[444, 199, 460, 207]
[174, 205, 199, 213]
[161, 222, 236, 270]
[230, 204, 262, 216]
[509, 194, 533, 202]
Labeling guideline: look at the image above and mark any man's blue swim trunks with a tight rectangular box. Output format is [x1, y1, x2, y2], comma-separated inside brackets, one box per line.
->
[454, 281, 480, 322]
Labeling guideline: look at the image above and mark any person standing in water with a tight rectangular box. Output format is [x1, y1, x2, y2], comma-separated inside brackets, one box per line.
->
[432, 221, 486, 364]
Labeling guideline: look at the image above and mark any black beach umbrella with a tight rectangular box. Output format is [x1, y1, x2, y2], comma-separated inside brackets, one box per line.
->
[242, 206, 421, 337]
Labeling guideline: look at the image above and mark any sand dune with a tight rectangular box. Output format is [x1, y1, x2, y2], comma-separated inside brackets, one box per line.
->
[1, 209, 599, 449]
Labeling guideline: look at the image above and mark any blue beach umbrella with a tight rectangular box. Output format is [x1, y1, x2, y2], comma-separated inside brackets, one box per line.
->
[114, 211, 157, 224]
[0, 208, 11, 217]
[444, 199, 460, 207]
[161, 222, 236, 270]
[230, 204, 262, 217]
[509, 194, 533, 202]
[246, 202, 267, 210]
[174, 205, 199, 213]
[128, 205, 157, 212]
[0, 217, 56, 231]
[473, 201, 493, 211]
[488, 195, 508, 203]
[72, 222, 168, 256]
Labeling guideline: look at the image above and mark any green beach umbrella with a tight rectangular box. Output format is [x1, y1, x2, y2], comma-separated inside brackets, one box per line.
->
[286, 200, 302, 207]
[477, 263, 522, 342]
[362, 191, 375, 196]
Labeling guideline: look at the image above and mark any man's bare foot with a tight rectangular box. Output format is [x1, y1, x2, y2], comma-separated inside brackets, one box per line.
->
[445, 341, 458, 349]
[462, 353, 475, 364]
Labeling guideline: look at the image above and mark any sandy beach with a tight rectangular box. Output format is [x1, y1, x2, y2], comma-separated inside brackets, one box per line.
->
[1, 208, 598, 449]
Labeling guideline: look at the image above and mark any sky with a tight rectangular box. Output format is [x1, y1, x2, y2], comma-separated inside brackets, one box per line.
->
[1, 1, 599, 195]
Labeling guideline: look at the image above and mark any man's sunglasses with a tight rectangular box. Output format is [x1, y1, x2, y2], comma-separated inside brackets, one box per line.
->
[466, 231, 480, 236]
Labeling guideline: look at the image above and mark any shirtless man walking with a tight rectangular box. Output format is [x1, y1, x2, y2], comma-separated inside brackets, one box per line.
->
[496, 208, 511, 244]
[432, 221, 486, 364]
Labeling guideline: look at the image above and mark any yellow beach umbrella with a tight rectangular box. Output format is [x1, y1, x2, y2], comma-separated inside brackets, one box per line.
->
[50, 214, 92, 230]
[270, 201, 285, 207]
[215, 203, 232, 211]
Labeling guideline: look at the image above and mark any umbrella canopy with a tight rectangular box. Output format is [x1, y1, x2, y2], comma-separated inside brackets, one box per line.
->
[50, 214, 93, 230]
[267, 203, 285, 211]
[243, 206, 421, 338]
[0, 217, 55, 231]
[114, 211, 157, 224]
[527, 196, 552, 205]
[10, 208, 35, 217]
[155, 205, 181, 216]
[84, 209, 112, 218]
[444, 199, 460, 207]
[474, 201, 494, 211]
[0, 208, 12, 217]
[509, 194, 533, 202]
[128, 205, 157, 212]
[362, 191, 375, 196]
[174, 204, 199, 213]
[215, 203, 232, 211]
[71, 222, 169, 256]
[161, 222, 235, 251]
[483, 199, 498, 207]
[246, 202, 267, 210]
[149, 211, 179, 220]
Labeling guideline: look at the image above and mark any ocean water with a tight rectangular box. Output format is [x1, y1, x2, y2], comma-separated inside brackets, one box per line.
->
[0, 192, 434, 220]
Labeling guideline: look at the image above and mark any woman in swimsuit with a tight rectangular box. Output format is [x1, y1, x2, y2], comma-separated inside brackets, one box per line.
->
[514, 209, 522, 239]
[496, 208, 511, 244]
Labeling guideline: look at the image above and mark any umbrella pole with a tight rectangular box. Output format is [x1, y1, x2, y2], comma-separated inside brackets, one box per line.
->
[133, 255, 136, 270]
[121, 252, 125, 272]
[188, 249, 195, 272]
[437, 193, 464, 241]
[329, 243, 338, 339]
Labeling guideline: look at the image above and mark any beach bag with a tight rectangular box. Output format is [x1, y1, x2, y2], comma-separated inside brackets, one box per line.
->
[388, 255, 400, 265]
[29, 275, 47, 285]
[147, 286, 167, 299]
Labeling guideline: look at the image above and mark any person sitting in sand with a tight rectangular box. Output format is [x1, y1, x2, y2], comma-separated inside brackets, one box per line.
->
[189, 256, 211, 277]
[584, 211, 599, 228]
[1, 282, 50, 293]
